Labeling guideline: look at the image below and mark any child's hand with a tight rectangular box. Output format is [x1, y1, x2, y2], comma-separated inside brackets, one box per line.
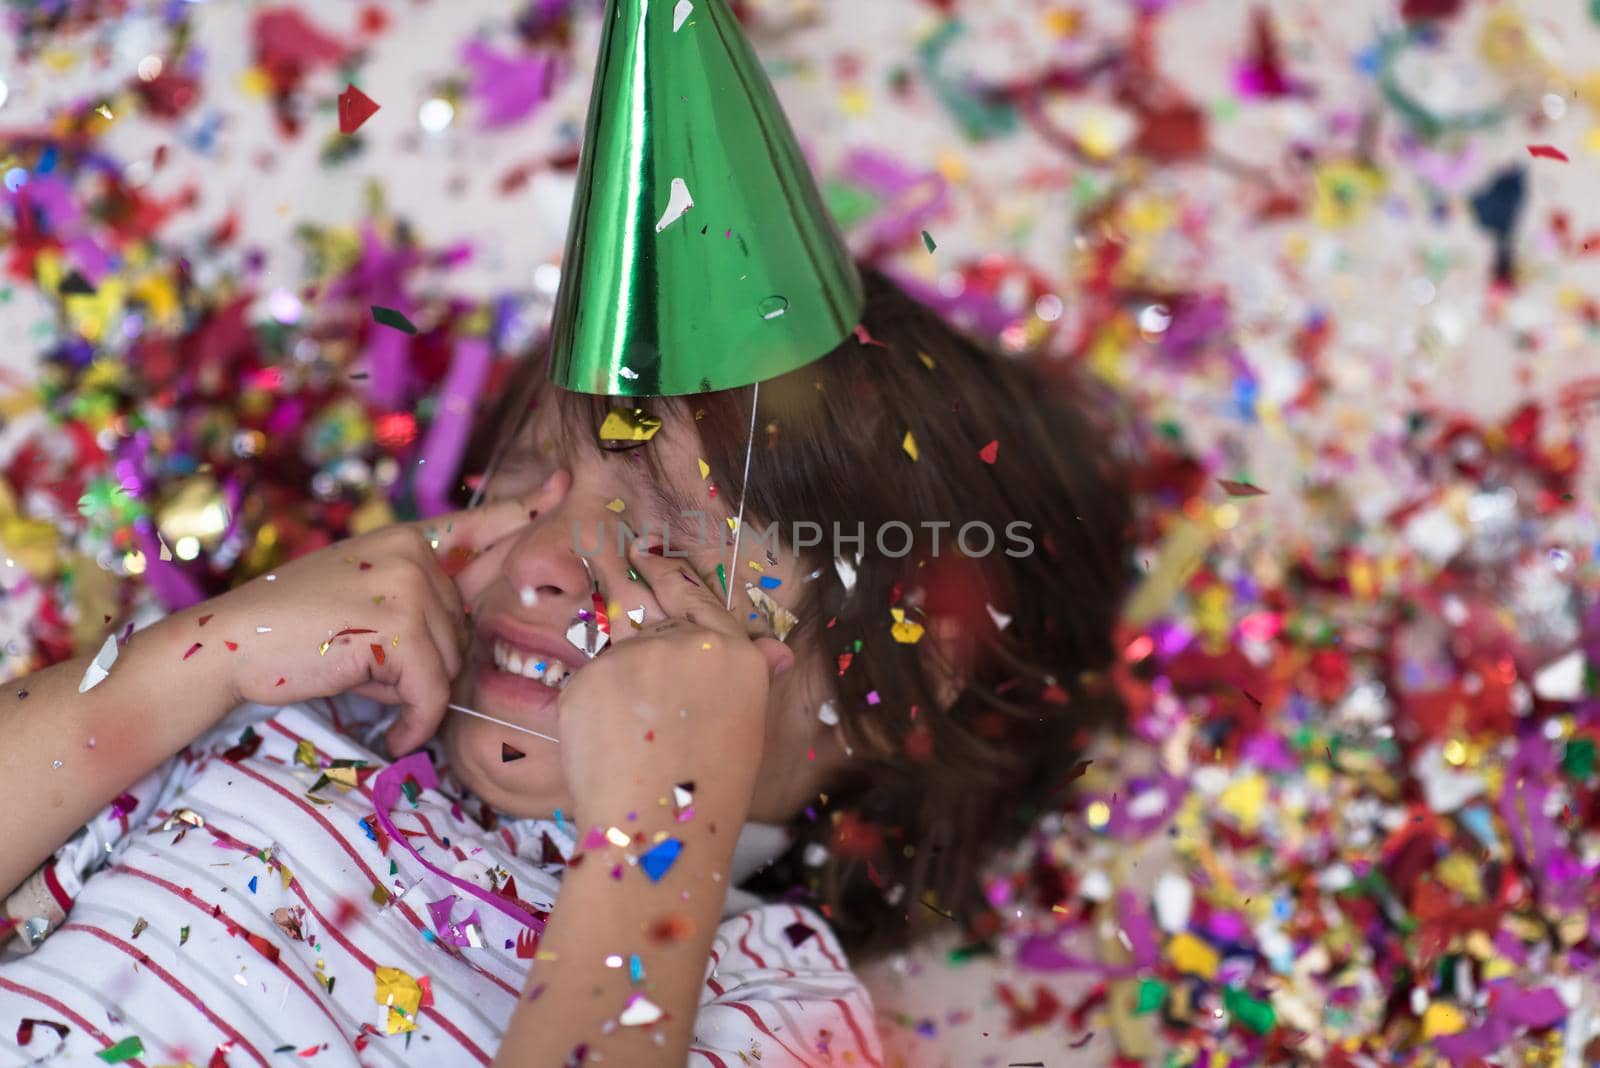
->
[554, 541, 793, 823]
[210, 494, 542, 753]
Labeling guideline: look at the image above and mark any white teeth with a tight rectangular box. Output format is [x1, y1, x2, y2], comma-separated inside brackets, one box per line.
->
[492, 639, 573, 691]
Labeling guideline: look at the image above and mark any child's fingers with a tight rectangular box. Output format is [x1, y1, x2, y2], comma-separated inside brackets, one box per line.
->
[385, 636, 454, 755]
[406, 472, 562, 575]
[625, 540, 744, 639]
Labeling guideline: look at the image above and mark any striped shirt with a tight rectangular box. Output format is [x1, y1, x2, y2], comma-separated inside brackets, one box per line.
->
[0, 695, 881, 1067]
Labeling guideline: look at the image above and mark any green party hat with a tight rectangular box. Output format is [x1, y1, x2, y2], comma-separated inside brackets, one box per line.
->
[547, 0, 864, 397]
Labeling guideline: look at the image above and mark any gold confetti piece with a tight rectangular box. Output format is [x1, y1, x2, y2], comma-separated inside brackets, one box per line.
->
[325, 767, 359, 790]
[605, 826, 631, 847]
[917, 351, 935, 369]
[902, 431, 919, 461]
[697, 458, 710, 480]
[746, 586, 798, 642]
[95, 103, 113, 120]
[294, 740, 318, 768]
[605, 498, 626, 513]
[373, 966, 423, 1035]
[598, 407, 663, 446]
[890, 607, 925, 644]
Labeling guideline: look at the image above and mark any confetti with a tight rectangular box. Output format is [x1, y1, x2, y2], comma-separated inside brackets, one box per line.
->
[619, 993, 664, 1026]
[654, 177, 695, 233]
[78, 634, 119, 693]
[902, 431, 919, 461]
[921, 229, 937, 252]
[501, 743, 526, 763]
[639, 837, 683, 882]
[1526, 143, 1569, 161]
[977, 439, 998, 464]
[338, 83, 381, 134]
[746, 585, 797, 641]
[1216, 478, 1266, 497]
[673, 0, 694, 32]
[95, 1036, 145, 1064]
[598, 408, 663, 447]
[370, 305, 418, 335]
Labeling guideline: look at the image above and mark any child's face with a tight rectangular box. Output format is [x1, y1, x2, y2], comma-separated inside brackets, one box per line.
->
[440, 390, 844, 823]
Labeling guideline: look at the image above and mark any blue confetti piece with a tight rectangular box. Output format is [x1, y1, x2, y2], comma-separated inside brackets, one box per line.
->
[628, 954, 644, 983]
[758, 576, 782, 590]
[639, 838, 684, 882]
[247, 876, 258, 894]
[358, 818, 376, 842]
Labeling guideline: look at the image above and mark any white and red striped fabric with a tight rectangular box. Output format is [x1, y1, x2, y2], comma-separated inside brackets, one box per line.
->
[0, 695, 881, 1067]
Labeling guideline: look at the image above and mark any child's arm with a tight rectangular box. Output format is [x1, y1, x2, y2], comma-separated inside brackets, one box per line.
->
[494, 774, 749, 1065]
[0, 601, 237, 901]
[0, 491, 541, 903]
[492, 540, 793, 1065]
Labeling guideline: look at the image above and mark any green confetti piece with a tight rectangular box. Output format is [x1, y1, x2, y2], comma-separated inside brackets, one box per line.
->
[180, 925, 190, 946]
[921, 230, 937, 253]
[1222, 986, 1275, 1035]
[370, 305, 418, 335]
[97, 1037, 145, 1064]
[715, 562, 727, 595]
[1564, 737, 1596, 779]
[1134, 977, 1168, 1014]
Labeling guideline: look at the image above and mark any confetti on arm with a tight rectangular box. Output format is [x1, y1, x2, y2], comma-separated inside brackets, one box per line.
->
[78, 633, 119, 693]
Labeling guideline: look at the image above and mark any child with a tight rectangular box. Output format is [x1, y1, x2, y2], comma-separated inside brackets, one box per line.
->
[0, 265, 1130, 1067]
[1, 4, 1131, 1063]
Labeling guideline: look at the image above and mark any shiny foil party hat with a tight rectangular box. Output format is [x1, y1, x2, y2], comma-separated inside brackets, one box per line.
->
[547, 0, 864, 397]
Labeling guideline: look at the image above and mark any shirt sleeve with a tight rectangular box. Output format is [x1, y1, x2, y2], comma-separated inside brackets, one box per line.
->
[690, 904, 884, 1067]
[1, 743, 201, 956]
[0, 697, 317, 957]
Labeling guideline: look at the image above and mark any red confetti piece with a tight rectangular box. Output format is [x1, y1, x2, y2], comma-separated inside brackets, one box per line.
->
[1527, 144, 1569, 162]
[853, 324, 888, 348]
[978, 440, 999, 464]
[358, 561, 372, 570]
[1217, 479, 1267, 497]
[370, 643, 386, 666]
[243, 931, 280, 962]
[183, 642, 203, 660]
[275, 677, 286, 687]
[17, 1018, 68, 1047]
[837, 652, 853, 675]
[224, 640, 238, 651]
[198, 614, 213, 626]
[337, 83, 380, 134]
[333, 627, 378, 638]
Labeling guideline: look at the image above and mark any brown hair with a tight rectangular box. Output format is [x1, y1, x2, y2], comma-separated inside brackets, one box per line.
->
[457, 266, 1133, 959]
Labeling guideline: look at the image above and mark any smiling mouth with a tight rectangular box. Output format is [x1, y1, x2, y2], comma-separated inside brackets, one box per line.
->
[489, 639, 576, 692]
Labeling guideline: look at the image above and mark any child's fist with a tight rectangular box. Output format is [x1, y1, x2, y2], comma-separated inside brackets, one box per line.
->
[554, 540, 792, 822]
[208, 494, 542, 754]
